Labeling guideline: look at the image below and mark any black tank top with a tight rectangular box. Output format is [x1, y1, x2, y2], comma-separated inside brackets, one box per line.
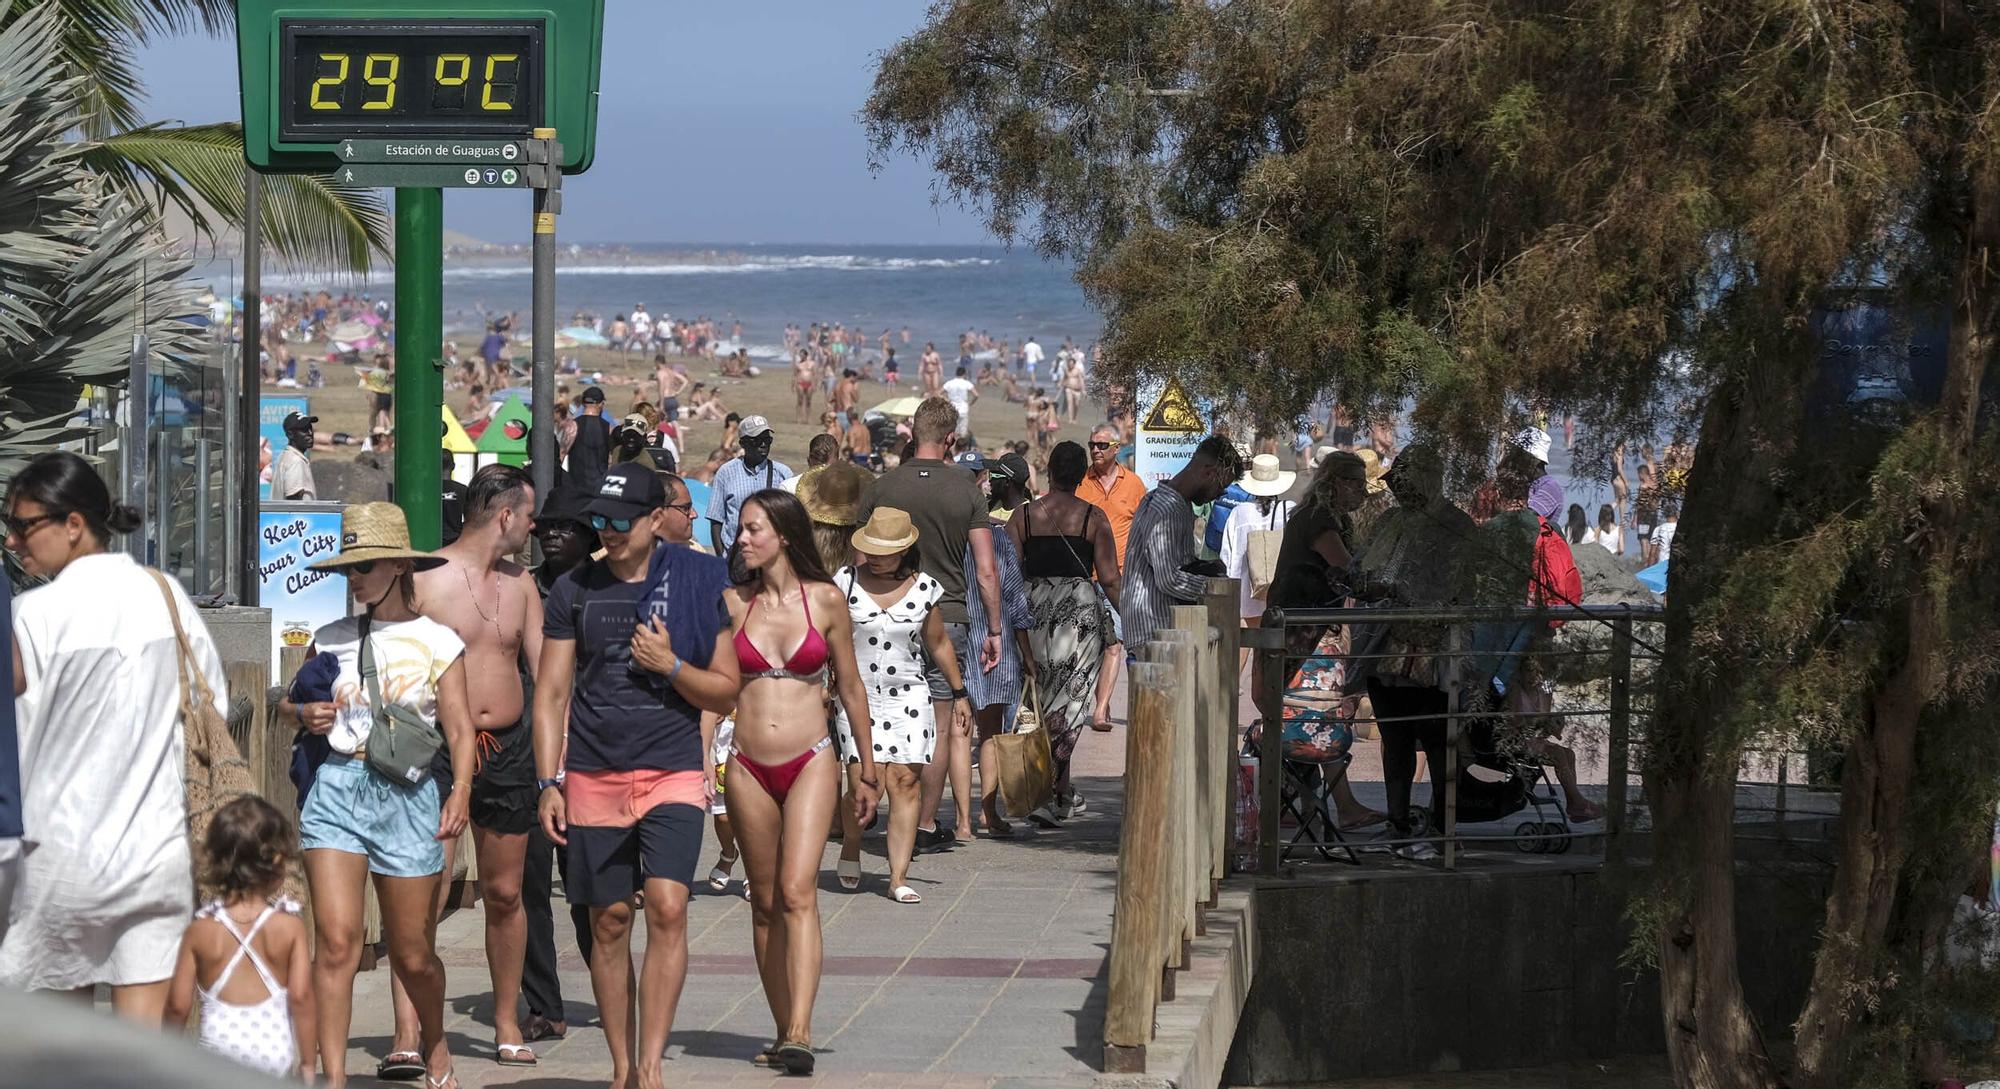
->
[1020, 502, 1097, 580]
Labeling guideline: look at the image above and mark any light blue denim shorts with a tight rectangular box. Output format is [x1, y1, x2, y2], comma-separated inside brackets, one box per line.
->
[299, 754, 444, 878]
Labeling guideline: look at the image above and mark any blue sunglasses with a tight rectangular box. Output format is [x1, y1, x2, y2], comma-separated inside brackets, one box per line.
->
[589, 513, 641, 533]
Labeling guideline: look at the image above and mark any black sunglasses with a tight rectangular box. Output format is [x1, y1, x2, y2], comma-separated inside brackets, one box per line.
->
[3, 511, 57, 538]
[1088, 441, 1115, 451]
[590, 513, 641, 533]
[338, 561, 377, 577]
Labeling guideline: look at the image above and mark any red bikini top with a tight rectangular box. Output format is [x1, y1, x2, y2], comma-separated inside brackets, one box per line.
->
[735, 589, 830, 682]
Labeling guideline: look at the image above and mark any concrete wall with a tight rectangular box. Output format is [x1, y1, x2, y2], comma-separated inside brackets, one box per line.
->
[1223, 861, 1830, 1082]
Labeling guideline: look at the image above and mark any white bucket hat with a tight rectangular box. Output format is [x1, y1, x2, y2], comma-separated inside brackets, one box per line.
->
[1239, 453, 1297, 497]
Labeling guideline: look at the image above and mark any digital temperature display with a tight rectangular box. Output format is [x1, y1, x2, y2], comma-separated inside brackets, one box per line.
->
[277, 20, 543, 141]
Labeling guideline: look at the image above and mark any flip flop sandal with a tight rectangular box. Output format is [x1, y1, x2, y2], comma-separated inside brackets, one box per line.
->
[776, 1041, 817, 1076]
[837, 858, 862, 891]
[521, 1015, 567, 1042]
[752, 1043, 782, 1067]
[496, 1044, 537, 1066]
[890, 884, 923, 904]
[378, 1052, 426, 1081]
[426, 1070, 458, 1089]
[708, 852, 739, 892]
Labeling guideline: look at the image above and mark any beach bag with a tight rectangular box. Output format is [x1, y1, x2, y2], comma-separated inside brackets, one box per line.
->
[150, 569, 260, 899]
[1247, 503, 1285, 602]
[992, 676, 1054, 816]
[360, 613, 446, 788]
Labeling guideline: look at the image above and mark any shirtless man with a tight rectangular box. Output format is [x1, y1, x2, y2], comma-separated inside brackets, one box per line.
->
[405, 463, 551, 1065]
[656, 356, 690, 406]
[830, 368, 860, 425]
[793, 350, 818, 423]
[846, 413, 875, 464]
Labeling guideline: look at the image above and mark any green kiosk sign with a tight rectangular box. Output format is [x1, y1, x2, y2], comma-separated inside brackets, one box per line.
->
[237, 1, 603, 172]
[236, 1, 602, 551]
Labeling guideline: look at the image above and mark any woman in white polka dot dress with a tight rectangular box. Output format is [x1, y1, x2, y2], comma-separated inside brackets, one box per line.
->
[833, 508, 973, 904]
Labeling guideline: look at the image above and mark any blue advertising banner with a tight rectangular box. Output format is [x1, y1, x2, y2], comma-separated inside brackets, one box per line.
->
[259, 503, 347, 672]
[259, 396, 311, 500]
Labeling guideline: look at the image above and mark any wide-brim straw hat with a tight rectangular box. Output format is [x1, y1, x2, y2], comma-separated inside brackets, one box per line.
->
[852, 506, 920, 556]
[798, 461, 872, 527]
[1354, 448, 1390, 494]
[1239, 453, 1297, 497]
[307, 501, 447, 571]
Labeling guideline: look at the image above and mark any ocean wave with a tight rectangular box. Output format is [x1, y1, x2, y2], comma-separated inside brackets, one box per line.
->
[438, 254, 1000, 280]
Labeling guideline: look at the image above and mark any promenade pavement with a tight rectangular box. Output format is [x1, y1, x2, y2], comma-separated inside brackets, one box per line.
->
[333, 723, 1134, 1088]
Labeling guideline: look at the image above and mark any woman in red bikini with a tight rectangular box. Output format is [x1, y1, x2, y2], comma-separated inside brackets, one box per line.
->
[724, 488, 880, 1075]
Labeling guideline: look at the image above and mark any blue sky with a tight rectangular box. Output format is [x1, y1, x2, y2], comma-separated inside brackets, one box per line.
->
[137, 3, 993, 246]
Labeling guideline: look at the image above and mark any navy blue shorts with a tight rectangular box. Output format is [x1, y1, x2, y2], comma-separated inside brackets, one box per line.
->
[563, 804, 703, 906]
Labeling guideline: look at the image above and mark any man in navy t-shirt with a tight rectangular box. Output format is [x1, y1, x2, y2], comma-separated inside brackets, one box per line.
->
[532, 463, 736, 1089]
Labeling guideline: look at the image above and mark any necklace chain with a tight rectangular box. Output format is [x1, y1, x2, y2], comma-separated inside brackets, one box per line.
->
[460, 563, 503, 636]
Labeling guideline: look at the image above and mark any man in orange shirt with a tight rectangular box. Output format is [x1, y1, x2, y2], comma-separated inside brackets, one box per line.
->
[1077, 423, 1146, 731]
[1078, 424, 1147, 569]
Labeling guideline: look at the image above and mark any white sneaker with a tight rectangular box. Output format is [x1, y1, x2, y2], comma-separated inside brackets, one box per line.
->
[1059, 792, 1089, 819]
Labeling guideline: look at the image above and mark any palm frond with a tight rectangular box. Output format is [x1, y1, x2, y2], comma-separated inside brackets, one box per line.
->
[85, 122, 391, 273]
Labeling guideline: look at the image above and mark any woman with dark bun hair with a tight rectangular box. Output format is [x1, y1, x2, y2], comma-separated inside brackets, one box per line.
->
[0, 451, 228, 1025]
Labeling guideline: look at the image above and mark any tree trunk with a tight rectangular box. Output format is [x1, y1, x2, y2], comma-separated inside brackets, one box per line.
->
[1791, 168, 1999, 1088]
[1649, 306, 1813, 1089]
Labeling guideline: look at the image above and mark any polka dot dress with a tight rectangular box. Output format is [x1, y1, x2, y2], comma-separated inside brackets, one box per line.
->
[834, 568, 944, 765]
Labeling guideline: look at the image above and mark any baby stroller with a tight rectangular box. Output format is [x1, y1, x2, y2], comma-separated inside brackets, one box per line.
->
[1458, 709, 1574, 854]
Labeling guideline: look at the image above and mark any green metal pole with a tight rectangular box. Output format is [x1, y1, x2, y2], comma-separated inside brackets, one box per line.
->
[393, 187, 444, 549]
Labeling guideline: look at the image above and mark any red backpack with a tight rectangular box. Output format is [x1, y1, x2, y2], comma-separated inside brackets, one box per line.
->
[1531, 516, 1584, 628]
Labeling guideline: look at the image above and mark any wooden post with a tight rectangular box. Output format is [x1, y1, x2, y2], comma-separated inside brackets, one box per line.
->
[1204, 579, 1240, 895]
[1158, 627, 1201, 959]
[1170, 604, 1214, 912]
[1104, 661, 1176, 1073]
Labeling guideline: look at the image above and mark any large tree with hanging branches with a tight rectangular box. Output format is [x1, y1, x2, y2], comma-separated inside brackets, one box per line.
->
[866, 2, 2000, 1085]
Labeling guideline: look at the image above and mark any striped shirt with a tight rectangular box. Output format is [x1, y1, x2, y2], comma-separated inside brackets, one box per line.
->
[1120, 486, 1211, 650]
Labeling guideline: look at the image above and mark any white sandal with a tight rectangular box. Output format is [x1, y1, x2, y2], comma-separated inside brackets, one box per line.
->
[837, 857, 862, 891]
[707, 851, 738, 893]
[890, 884, 922, 904]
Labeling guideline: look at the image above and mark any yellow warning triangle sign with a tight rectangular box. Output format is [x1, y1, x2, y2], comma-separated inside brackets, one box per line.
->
[441, 404, 476, 453]
[1142, 377, 1205, 432]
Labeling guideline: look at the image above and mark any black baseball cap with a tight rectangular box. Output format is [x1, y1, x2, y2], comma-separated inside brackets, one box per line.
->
[579, 385, 607, 404]
[585, 463, 667, 522]
[282, 412, 318, 430]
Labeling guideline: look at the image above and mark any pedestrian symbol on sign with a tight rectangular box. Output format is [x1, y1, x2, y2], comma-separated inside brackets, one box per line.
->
[462, 168, 480, 185]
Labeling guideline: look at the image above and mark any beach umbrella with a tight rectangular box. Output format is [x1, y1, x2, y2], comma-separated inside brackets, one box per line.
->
[870, 396, 924, 418]
[328, 319, 372, 342]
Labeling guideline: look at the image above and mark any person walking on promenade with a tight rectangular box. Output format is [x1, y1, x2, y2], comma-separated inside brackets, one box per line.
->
[863, 398, 1001, 849]
[834, 508, 972, 899]
[535, 464, 739, 1089]
[571, 386, 614, 498]
[1120, 436, 1244, 654]
[1345, 445, 1476, 859]
[1, 452, 225, 1023]
[1077, 423, 1144, 732]
[966, 454, 1036, 834]
[165, 796, 315, 1081]
[281, 502, 474, 1087]
[412, 464, 548, 1067]
[708, 416, 794, 556]
[1009, 441, 1122, 826]
[725, 489, 880, 1073]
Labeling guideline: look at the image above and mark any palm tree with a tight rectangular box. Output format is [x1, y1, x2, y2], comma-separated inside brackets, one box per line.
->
[19, 0, 390, 273]
[0, 5, 206, 475]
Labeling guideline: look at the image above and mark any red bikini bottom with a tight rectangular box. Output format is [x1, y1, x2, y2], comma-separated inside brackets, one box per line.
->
[729, 736, 833, 805]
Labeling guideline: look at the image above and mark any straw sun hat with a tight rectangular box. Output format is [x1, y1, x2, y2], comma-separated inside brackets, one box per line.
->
[307, 501, 448, 572]
[851, 507, 920, 556]
[797, 461, 872, 527]
[1353, 448, 1390, 494]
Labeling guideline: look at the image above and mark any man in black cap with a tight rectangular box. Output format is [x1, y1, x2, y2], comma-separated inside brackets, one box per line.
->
[272, 411, 318, 500]
[533, 463, 735, 1089]
[570, 386, 613, 497]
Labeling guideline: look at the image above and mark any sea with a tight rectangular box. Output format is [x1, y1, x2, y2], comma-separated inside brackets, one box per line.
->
[214, 242, 1106, 366]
